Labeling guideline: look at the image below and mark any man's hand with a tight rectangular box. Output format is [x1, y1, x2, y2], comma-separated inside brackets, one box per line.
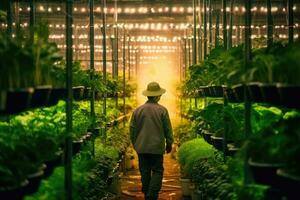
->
[166, 144, 172, 154]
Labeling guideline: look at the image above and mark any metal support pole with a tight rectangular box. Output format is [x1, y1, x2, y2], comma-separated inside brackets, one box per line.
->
[6, 1, 12, 36]
[237, 24, 240, 45]
[193, 0, 197, 64]
[244, 0, 252, 185]
[29, 0, 35, 42]
[198, 0, 202, 61]
[223, 0, 227, 49]
[288, 0, 294, 44]
[228, 0, 233, 48]
[65, 0, 73, 199]
[183, 36, 187, 78]
[203, 0, 207, 58]
[128, 36, 131, 80]
[89, 0, 95, 156]
[209, 0, 212, 51]
[223, 97, 228, 162]
[122, 30, 126, 118]
[267, 0, 273, 47]
[102, 0, 107, 140]
[215, 10, 220, 47]
[188, 38, 192, 66]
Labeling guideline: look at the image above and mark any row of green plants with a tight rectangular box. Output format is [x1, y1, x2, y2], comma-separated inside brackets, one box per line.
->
[176, 101, 300, 199]
[24, 122, 131, 200]
[0, 97, 134, 189]
[0, 24, 136, 98]
[25, 138, 122, 200]
[183, 41, 300, 94]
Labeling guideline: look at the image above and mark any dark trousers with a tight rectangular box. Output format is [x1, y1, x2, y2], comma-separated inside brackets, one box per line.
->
[138, 154, 164, 200]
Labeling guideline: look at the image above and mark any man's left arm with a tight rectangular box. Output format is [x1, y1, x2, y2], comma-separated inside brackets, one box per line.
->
[129, 112, 137, 145]
[163, 110, 174, 152]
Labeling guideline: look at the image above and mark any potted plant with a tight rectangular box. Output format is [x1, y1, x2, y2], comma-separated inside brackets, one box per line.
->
[178, 138, 214, 196]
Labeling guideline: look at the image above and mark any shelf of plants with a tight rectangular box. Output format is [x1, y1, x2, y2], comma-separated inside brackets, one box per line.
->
[0, 9, 136, 199]
[176, 0, 300, 199]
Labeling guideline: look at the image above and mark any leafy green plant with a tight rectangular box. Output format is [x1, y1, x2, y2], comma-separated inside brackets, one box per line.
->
[250, 42, 300, 84]
[174, 121, 196, 146]
[0, 23, 62, 90]
[177, 138, 214, 178]
[192, 154, 236, 200]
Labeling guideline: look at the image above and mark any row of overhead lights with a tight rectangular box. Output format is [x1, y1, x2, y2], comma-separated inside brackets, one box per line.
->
[49, 34, 181, 42]
[56, 44, 176, 50]
[17, 5, 297, 14]
[4, 22, 299, 31]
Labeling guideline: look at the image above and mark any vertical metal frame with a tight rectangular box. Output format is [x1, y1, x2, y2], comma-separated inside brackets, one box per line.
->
[65, 0, 73, 199]
[215, 10, 220, 47]
[288, 0, 294, 43]
[29, 0, 35, 41]
[208, 0, 212, 51]
[203, 0, 207, 58]
[223, 0, 227, 49]
[244, 0, 252, 185]
[228, 0, 234, 48]
[102, 0, 107, 140]
[193, 0, 197, 64]
[267, 0, 273, 46]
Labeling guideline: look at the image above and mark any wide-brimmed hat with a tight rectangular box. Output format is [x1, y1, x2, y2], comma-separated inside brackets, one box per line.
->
[142, 82, 166, 97]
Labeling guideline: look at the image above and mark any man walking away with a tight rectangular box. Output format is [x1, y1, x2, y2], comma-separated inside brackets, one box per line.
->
[130, 81, 174, 200]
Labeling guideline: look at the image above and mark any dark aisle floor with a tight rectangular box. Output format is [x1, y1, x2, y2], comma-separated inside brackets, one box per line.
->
[120, 154, 183, 200]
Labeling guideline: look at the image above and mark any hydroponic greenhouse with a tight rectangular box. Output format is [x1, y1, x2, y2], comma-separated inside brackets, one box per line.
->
[0, 0, 299, 200]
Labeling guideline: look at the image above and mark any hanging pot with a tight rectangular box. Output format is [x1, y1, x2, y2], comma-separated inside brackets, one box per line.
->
[0, 88, 34, 115]
[44, 151, 63, 178]
[259, 83, 281, 105]
[232, 84, 245, 102]
[209, 85, 225, 97]
[277, 84, 300, 110]
[211, 136, 224, 151]
[0, 179, 29, 200]
[24, 169, 44, 195]
[224, 87, 240, 103]
[30, 86, 52, 109]
[246, 82, 263, 102]
[276, 169, 300, 200]
[248, 158, 285, 186]
[203, 131, 213, 145]
[72, 139, 83, 155]
[83, 87, 91, 99]
[47, 88, 67, 106]
[73, 86, 84, 101]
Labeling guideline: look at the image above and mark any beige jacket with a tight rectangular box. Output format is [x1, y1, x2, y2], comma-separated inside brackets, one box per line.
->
[130, 100, 173, 154]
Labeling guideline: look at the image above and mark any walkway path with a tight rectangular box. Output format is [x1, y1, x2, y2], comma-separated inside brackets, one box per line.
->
[120, 154, 183, 200]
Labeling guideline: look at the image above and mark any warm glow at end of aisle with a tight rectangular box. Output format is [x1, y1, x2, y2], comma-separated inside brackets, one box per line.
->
[136, 54, 180, 123]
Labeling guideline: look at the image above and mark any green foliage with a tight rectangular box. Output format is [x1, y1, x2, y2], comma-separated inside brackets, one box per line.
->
[177, 138, 214, 178]
[0, 23, 62, 89]
[107, 124, 130, 155]
[192, 154, 236, 200]
[174, 121, 196, 146]
[250, 42, 300, 85]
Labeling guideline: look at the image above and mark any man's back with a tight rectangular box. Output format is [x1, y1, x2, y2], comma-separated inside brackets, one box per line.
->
[130, 100, 173, 154]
